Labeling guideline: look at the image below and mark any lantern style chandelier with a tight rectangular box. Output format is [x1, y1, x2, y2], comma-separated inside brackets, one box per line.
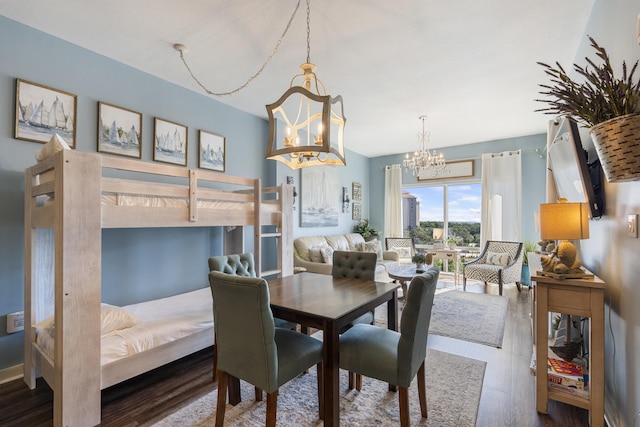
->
[265, 0, 346, 169]
[403, 115, 446, 177]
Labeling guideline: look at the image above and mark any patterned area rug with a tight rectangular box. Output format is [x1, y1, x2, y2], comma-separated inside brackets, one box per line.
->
[153, 349, 485, 427]
[375, 287, 509, 348]
[428, 290, 509, 348]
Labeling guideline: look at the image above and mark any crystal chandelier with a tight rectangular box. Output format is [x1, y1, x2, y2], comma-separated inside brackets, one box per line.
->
[265, 0, 346, 169]
[403, 115, 445, 176]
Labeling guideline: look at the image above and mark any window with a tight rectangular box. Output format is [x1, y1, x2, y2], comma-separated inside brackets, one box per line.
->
[402, 182, 481, 247]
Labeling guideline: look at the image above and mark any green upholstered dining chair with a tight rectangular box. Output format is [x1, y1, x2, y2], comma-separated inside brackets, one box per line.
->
[208, 253, 297, 330]
[208, 271, 324, 427]
[339, 267, 439, 426]
[208, 253, 297, 382]
[331, 250, 377, 332]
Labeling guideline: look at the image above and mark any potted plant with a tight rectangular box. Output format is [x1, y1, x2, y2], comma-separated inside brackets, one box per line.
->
[535, 36, 640, 182]
[446, 237, 458, 249]
[411, 253, 427, 270]
[353, 219, 380, 241]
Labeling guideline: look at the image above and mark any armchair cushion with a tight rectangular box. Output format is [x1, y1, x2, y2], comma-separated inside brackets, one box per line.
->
[486, 251, 510, 266]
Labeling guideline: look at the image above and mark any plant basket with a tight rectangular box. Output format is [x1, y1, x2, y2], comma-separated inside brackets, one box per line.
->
[589, 113, 640, 182]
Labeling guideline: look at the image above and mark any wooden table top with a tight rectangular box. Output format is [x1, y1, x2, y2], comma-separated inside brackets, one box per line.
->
[267, 272, 400, 321]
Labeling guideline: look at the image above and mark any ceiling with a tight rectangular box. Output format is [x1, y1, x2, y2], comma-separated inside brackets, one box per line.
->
[0, 0, 595, 158]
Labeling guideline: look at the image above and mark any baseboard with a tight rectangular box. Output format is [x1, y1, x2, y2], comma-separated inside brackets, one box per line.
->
[0, 363, 24, 385]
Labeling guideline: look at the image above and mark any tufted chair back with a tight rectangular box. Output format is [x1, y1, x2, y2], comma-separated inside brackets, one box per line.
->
[208, 253, 256, 277]
[331, 250, 377, 281]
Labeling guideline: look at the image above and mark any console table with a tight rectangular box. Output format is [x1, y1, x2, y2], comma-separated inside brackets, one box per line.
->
[425, 248, 461, 286]
[532, 271, 605, 426]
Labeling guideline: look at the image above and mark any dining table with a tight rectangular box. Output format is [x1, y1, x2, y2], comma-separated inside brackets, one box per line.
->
[228, 272, 400, 427]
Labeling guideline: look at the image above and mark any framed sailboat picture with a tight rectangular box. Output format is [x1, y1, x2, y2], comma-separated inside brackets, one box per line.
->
[198, 130, 225, 172]
[301, 166, 339, 227]
[153, 117, 188, 166]
[98, 102, 142, 158]
[15, 78, 77, 147]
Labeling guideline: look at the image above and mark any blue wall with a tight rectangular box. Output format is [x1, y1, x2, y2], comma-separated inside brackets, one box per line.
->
[369, 134, 548, 243]
[0, 16, 371, 371]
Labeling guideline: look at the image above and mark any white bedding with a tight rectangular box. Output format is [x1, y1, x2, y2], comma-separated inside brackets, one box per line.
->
[36, 287, 214, 366]
[100, 193, 278, 211]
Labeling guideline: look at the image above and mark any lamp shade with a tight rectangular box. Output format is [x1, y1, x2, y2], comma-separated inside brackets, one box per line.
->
[539, 199, 589, 241]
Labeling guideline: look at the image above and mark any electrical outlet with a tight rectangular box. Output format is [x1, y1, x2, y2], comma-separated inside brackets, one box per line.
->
[6, 311, 24, 333]
[628, 214, 638, 238]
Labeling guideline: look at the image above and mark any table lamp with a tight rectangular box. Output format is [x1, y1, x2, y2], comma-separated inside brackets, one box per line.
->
[539, 198, 589, 275]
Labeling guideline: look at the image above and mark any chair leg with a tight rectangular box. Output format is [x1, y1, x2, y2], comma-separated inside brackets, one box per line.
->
[399, 386, 410, 427]
[417, 361, 427, 419]
[317, 363, 324, 420]
[516, 281, 522, 292]
[212, 335, 217, 382]
[348, 371, 355, 390]
[463, 276, 467, 291]
[255, 386, 262, 401]
[356, 374, 363, 391]
[499, 280, 503, 296]
[266, 390, 278, 427]
[215, 370, 228, 427]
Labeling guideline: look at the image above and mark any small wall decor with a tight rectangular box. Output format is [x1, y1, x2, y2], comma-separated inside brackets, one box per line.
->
[301, 166, 339, 227]
[15, 78, 77, 147]
[98, 102, 142, 158]
[352, 182, 362, 201]
[418, 159, 474, 181]
[153, 117, 188, 166]
[198, 130, 225, 172]
[342, 187, 350, 213]
[352, 202, 362, 220]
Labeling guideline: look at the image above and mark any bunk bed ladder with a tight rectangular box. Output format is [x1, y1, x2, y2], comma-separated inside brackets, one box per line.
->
[256, 182, 294, 278]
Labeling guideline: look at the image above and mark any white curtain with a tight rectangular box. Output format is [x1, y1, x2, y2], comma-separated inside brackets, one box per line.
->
[481, 150, 522, 245]
[384, 164, 403, 238]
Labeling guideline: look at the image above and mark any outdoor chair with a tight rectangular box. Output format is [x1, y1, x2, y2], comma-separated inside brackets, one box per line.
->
[463, 240, 524, 295]
[385, 237, 416, 264]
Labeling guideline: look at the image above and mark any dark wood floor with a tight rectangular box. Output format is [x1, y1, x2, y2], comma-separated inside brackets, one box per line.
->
[0, 279, 591, 426]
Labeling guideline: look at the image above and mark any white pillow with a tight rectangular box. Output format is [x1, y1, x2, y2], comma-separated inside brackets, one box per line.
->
[486, 251, 510, 266]
[357, 240, 383, 260]
[308, 246, 326, 263]
[33, 303, 141, 336]
[35, 133, 71, 162]
[394, 247, 412, 259]
[320, 246, 334, 264]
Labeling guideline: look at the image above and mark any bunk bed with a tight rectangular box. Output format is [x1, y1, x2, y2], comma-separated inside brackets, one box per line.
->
[23, 148, 294, 426]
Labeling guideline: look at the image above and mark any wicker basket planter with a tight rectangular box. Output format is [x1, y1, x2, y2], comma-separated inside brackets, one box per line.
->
[589, 113, 640, 183]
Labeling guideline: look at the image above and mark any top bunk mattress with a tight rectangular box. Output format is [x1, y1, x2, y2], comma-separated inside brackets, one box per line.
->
[35, 287, 214, 367]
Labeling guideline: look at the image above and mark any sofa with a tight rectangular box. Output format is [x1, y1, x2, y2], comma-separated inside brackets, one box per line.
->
[293, 233, 399, 282]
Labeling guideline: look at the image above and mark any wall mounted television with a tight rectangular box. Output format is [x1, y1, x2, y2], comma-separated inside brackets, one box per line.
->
[547, 116, 604, 218]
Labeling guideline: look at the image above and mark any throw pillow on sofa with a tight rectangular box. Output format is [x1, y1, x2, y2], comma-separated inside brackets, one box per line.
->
[309, 245, 326, 263]
[356, 240, 383, 260]
[320, 246, 334, 264]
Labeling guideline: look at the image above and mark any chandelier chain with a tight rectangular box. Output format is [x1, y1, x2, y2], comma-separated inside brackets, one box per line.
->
[177, 0, 301, 97]
[306, 0, 311, 64]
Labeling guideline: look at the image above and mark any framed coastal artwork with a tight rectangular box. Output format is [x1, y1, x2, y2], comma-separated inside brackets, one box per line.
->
[98, 102, 142, 158]
[15, 78, 77, 147]
[352, 182, 362, 200]
[352, 202, 362, 221]
[153, 117, 188, 166]
[198, 130, 225, 172]
[301, 166, 339, 227]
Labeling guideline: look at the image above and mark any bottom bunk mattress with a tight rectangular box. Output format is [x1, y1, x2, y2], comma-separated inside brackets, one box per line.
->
[35, 287, 214, 366]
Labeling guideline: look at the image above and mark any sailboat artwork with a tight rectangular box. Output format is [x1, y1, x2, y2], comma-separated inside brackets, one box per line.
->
[15, 79, 77, 147]
[198, 130, 225, 172]
[301, 166, 339, 227]
[153, 118, 188, 166]
[98, 102, 142, 158]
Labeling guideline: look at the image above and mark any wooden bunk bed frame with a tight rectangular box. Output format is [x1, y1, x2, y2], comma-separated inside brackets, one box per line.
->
[23, 150, 293, 426]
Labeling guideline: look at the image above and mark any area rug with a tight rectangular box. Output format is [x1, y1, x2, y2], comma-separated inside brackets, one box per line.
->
[152, 349, 485, 427]
[428, 290, 509, 348]
[375, 288, 508, 348]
